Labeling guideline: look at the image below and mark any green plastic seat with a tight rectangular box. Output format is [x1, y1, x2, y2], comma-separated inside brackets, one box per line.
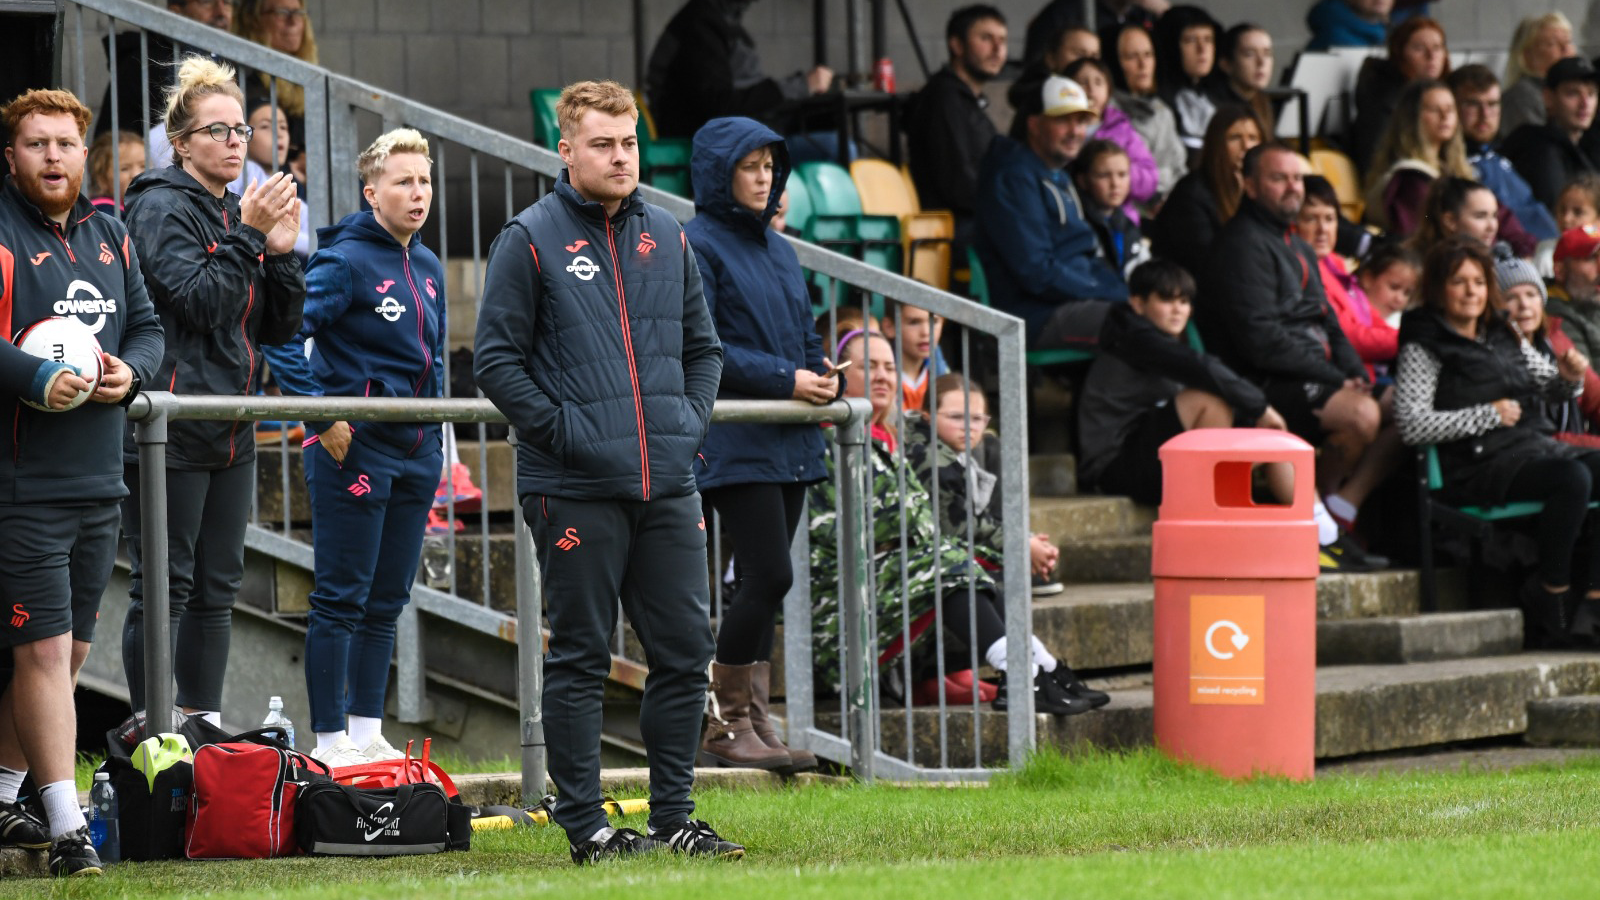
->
[1422, 445, 1559, 520]
[965, 248, 1096, 367]
[794, 161, 901, 274]
[530, 89, 560, 149]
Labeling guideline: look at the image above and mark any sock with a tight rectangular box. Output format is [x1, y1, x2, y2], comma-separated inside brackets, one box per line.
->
[1325, 493, 1358, 525]
[589, 825, 617, 844]
[0, 765, 24, 803]
[984, 637, 1007, 672]
[39, 781, 85, 839]
[316, 730, 348, 752]
[195, 710, 221, 728]
[1029, 635, 1058, 673]
[348, 715, 382, 748]
[1313, 499, 1338, 546]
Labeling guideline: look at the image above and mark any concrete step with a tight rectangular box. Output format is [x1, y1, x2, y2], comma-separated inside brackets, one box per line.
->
[820, 653, 1600, 767]
[1028, 453, 1077, 498]
[1033, 583, 1153, 670]
[0, 847, 44, 876]
[1525, 696, 1600, 747]
[1030, 496, 1155, 543]
[1057, 534, 1152, 584]
[1318, 610, 1523, 665]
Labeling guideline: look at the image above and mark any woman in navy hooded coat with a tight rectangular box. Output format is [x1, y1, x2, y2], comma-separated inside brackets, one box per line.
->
[687, 117, 835, 772]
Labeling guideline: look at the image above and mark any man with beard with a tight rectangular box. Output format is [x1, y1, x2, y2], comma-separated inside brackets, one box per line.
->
[906, 5, 1009, 250]
[645, 0, 833, 140]
[0, 88, 164, 876]
[1548, 224, 1600, 361]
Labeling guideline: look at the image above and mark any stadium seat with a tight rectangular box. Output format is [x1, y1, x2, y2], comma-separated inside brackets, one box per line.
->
[635, 96, 692, 196]
[965, 248, 1095, 368]
[784, 174, 813, 238]
[849, 158, 954, 291]
[530, 89, 560, 149]
[794, 161, 902, 275]
[1309, 148, 1364, 223]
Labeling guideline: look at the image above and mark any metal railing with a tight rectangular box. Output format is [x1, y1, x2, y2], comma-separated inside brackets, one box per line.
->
[64, 0, 1037, 782]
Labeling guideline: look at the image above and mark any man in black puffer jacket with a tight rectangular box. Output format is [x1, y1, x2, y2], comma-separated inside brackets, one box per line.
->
[1199, 143, 1390, 572]
[475, 81, 734, 865]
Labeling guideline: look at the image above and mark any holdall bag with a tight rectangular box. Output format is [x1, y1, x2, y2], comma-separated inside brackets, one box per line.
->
[332, 738, 459, 797]
[186, 731, 332, 859]
[100, 747, 193, 861]
[295, 781, 463, 856]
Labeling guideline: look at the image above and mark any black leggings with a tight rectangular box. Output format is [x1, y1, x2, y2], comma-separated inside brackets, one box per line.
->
[935, 587, 1006, 672]
[1501, 452, 1600, 589]
[704, 482, 807, 665]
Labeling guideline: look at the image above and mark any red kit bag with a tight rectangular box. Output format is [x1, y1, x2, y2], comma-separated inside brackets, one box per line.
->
[186, 730, 332, 859]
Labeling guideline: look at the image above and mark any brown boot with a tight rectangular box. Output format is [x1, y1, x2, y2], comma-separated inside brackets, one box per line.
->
[748, 661, 818, 772]
[700, 662, 793, 770]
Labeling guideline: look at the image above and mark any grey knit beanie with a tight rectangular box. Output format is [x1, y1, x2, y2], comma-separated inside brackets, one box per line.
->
[1492, 244, 1547, 304]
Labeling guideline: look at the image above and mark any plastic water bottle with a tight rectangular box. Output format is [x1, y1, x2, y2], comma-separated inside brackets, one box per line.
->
[88, 772, 119, 864]
[263, 695, 295, 749]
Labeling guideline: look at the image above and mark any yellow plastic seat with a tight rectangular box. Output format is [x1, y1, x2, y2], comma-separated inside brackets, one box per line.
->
[849, 158, 954, 290]
[1309, 148, 1364, 223]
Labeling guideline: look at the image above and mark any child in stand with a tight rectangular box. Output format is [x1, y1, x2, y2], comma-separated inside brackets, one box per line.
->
[1073, 139, 1151, 278]
[1351, 243, 1421, 385]
[880, 301, 948, 411]
[1537, 173, 1600, 277]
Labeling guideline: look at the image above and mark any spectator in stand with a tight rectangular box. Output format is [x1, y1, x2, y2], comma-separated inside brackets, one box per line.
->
[1111, 23, 1187, 207]
[1148, 105, 1263, 289]
[234, 0, 316, 176]
[905, 6, 1008, 254]
[1539, 175, 1600, 276]
[645, 0, 833, 140]
[1395, 237, 1597, 647]
[259, 129, 443, 768]
[121, 58, 306, 730]
[1073, 139, 1151, 276]
[1547, 224, 1600, 363]
[95, 0, 232, 138]
[976, 75, 1126, 351]
[1501, 13, 1578, 137]
[86, 129, 144, 213]
[245, 99, 311, 258]
[808, 330, 1098, 715]
[1022, 0, 1163, 69]
[1299, 177, 1406, 381]
[1199, 143, 1390, 569]
[1215, 24, 1277, 138]
[1503, 56, 1600, 212]
[880, 301, 947, 411]
[1306, 0, 1391, 51]
[680, 117, 833, 774]
[1043, 27, 1101, 73]
[1409, 178, 1502, 262]
[1448, 64, 1562, 247]
[1078, 260, 1289, 507]
[1360, 242, 1424, 331]
[1351, 17, 1450, 172]
[1063, 57, 1157, 218]
[1153, 6, 1223, 159]
[1495, 254, 1600, 449]
[1364, 81, 1474, 234]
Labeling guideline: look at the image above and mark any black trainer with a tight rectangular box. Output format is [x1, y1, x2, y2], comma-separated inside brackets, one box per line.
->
[992, 670, 1093, 716]
[0, 799, 49, 849]
[1319, 534, 1387, 573]
[48, 826, 103, 877]
[653, 819, 746, 859]
[1050, 666, 1111, 709]
[569, 827, 665, 865]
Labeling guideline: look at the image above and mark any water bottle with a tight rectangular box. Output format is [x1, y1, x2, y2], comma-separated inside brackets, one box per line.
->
[421, 535, 452, 588]
[262, 695, 295, 749]
[88, 772, 119, 864]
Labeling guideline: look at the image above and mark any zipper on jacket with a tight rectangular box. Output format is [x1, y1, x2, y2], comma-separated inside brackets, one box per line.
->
[222, 204, 255, 466]
[604, 216, 651, 500]
[50, 222, 77, 264]
[402, 247, 431, 457]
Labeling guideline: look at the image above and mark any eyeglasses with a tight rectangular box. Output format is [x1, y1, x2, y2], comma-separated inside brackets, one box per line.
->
[938, 412, 991, 426]
[186, 123, 254, 143]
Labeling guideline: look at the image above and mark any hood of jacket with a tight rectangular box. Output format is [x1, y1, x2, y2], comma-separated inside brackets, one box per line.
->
[124, 162, 226, 210]
[690, 116, 789, 235]
[315, 207, 418, 252]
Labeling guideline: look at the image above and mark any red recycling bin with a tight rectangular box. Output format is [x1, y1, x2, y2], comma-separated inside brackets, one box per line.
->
[1151, 429, 1318, 780]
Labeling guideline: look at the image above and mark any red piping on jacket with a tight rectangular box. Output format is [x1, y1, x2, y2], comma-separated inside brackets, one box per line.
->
[603, 217, 650, 500]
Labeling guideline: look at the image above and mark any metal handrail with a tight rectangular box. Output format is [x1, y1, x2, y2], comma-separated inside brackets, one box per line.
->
[127, 393, 872, 799]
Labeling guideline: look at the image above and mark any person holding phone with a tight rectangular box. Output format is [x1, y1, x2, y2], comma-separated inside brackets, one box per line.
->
[684, 117, 835, 773]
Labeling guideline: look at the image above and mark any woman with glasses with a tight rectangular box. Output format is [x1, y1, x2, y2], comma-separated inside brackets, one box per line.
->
[685, 117, 835, 773]
[122, 57, 305, 730]
[235, 0, 317, 178]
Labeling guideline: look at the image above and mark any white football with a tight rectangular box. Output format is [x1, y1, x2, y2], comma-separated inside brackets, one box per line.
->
[14, 317, 105, 412]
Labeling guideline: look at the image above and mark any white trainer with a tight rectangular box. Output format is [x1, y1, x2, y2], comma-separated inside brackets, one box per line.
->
[361, 734, 406, 762]
[310, 736, 369, 768]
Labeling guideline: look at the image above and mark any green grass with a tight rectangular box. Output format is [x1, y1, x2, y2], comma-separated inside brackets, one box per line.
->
[20, 748, 1600, 899]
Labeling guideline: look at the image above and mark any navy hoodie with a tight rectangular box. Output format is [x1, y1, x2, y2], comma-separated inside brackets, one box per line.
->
[684, 117, 827, 490]
[261, 210, 445, 459]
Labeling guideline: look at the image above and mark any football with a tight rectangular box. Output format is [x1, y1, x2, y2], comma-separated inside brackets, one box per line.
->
[14, 316, 105, 412]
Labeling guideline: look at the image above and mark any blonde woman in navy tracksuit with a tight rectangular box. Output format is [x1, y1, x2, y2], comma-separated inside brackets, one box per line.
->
[262, 129, 444, 766]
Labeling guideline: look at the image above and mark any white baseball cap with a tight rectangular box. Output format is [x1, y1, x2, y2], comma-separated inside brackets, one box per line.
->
[1042, 75, 1095, 118]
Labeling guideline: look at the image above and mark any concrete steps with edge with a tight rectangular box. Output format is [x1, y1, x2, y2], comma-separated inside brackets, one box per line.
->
[1317, 610, 1522, 665]
[1525, 696, 1600, 747]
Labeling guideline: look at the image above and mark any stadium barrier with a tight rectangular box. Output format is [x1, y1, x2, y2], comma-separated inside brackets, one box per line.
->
[70, 0, 1035, 785]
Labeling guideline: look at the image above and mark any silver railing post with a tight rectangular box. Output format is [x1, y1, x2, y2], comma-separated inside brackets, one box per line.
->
[996, 322, 1036, 766]
[395, 602, 426, 723]
[834, 397, 876, 781]
[135, 397, 173, 725]
[512, 428, 547, 804]
[781, 494, 814, 755]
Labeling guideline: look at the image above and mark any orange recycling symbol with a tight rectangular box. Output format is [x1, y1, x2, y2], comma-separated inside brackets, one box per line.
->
[1189, 594, 1265, 705]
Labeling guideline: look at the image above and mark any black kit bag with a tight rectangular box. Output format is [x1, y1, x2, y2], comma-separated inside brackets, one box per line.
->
[295, 781, 469, 856]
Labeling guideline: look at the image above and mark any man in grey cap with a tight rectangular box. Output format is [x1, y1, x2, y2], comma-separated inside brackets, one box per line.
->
[973, 74, 1127, 351]
[1502, 55, 1600, 210]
